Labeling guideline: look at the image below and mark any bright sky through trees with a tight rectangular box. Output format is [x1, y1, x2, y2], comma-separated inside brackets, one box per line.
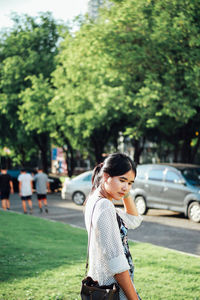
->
[0, 0, 89, 29]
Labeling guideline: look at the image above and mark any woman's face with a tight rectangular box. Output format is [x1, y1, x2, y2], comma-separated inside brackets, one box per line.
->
[104, 169, 135, 201]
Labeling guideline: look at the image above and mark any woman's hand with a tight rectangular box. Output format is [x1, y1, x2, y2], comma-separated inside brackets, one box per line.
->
[123, 194, 139, 216]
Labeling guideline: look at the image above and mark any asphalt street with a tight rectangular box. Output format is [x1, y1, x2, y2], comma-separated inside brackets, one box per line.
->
[5, 192, 200, 257]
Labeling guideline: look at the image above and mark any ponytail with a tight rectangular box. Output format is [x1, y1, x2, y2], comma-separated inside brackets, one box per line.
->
[92, 163, 103, 191]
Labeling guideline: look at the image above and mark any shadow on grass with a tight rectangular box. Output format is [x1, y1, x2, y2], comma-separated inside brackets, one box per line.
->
[0, 210, 87, 283]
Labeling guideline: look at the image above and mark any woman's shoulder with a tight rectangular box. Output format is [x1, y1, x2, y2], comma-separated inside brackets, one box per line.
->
[93, 198, 117, 227]
[96, 197, 114, 211]
[85, 193, 115, 226]
[87, 191, 115, 212]
[87, 189, 113, 207]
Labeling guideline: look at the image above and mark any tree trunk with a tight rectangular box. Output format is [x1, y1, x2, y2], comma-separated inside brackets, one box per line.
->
[94, 141, 104, 163]
[53, 126, 76, 177]
[63, 142, 75, 177]
[91, 135, 105, 163]
[173, 142, 179, 162]
[131, 138, 145, 165]
[18, 146, 26, 168]
[33, 132, 50, 173]
[40, 147, 49, 173]
[180, 137, 192, 163]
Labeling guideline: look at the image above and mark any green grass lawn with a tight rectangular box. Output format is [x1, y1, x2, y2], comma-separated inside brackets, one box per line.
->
[0, 210, 199, 300]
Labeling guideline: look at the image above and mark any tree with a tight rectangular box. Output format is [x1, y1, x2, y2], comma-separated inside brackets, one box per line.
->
[0, 12, 62, 170]
[19, 75, 54, 171]
[51, 16, 136, 163]
[52, 0, 200, 164]
[100, 0, 200, 162]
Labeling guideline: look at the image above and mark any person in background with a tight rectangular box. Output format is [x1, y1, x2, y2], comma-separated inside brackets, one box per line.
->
[84, 153, 143, 300]
[18, 169, 33, 214]
[34, 167, 50, 213]
[0, 168, 14, 210]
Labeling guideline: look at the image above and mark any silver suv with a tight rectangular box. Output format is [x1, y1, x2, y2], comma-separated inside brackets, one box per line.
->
[131, 164, 200, 223]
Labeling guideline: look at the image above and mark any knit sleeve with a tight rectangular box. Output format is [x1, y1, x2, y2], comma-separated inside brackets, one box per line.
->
[95, 202, 130, 276]
[115, 208, 143, 229]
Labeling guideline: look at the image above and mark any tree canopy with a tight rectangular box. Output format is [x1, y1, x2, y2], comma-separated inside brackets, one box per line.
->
[1, 0, 200, 171]
[0, 12, 63, 170]
[51, 0, 200, 163]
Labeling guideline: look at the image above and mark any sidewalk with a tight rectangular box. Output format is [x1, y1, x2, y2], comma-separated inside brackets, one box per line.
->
[4, 192, 200, 257]
[7, 192, 85, 226]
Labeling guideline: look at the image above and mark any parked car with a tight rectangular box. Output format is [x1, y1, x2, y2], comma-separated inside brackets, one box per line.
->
[61, 164, 200, 223]
[47, 175, 62, 193]
[61, 171, 92, 205]
[131, 163, 200, 223]
[7, 169, 20, 193]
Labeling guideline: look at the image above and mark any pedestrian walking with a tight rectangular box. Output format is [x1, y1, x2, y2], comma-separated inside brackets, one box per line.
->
[18, 169, 33, 214]
[0, 168, 14, 210]
[84, 153, 143, 300]
[34, 167, 50, 213]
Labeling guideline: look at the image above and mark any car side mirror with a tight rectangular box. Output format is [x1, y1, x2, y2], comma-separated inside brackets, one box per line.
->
[176, 179, 186, 185]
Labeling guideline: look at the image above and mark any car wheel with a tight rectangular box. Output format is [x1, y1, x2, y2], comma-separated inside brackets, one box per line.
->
[188, 201, 200, 223]
[72, 191, 85, 205]
[135, 196, 148, 215]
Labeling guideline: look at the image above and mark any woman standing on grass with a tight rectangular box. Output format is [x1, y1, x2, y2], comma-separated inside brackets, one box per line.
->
[84, 153, 143, 300]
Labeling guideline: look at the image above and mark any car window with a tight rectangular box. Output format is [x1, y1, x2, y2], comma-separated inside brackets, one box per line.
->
[165, 171, 181, 183]
[180, 168, 200, 186]
[83, 174, 92, 181]
[136, 166, 146, 179]
[148, 169, 164, 181]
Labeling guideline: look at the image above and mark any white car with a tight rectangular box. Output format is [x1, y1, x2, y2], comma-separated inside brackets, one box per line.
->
[61, 171, 92, 205]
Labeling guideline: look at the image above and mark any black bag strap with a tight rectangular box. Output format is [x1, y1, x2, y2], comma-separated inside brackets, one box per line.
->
[85, 197, 102, 276]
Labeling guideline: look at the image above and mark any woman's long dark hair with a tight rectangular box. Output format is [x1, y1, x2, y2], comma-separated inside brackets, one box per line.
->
[92, 153, 136, 191]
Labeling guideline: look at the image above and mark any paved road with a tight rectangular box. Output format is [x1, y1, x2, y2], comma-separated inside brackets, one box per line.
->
[6, 193, 200, 257]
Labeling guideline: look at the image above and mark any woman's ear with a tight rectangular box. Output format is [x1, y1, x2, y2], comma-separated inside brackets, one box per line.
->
[103, 172, 109, 182]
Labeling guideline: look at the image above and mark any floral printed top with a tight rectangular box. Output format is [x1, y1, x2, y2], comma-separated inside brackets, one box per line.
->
[116, 213, 134, 281]
[116, 213, 141, 299]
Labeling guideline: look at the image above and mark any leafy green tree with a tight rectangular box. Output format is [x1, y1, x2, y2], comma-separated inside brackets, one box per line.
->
[89, 0, 200, 163]
[100, 0, 200, 163]
[51, 18, 134, 163]
[19, 75, 54, 171]
[2, 1, 199, 168]
[0, 12, 62, 170]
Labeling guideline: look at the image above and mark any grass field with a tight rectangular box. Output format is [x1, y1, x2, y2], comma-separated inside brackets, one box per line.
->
[0, 210, 199, 300]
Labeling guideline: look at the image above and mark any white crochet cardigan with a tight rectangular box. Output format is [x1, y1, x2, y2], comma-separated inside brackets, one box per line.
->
[84, 189, 143, 299]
